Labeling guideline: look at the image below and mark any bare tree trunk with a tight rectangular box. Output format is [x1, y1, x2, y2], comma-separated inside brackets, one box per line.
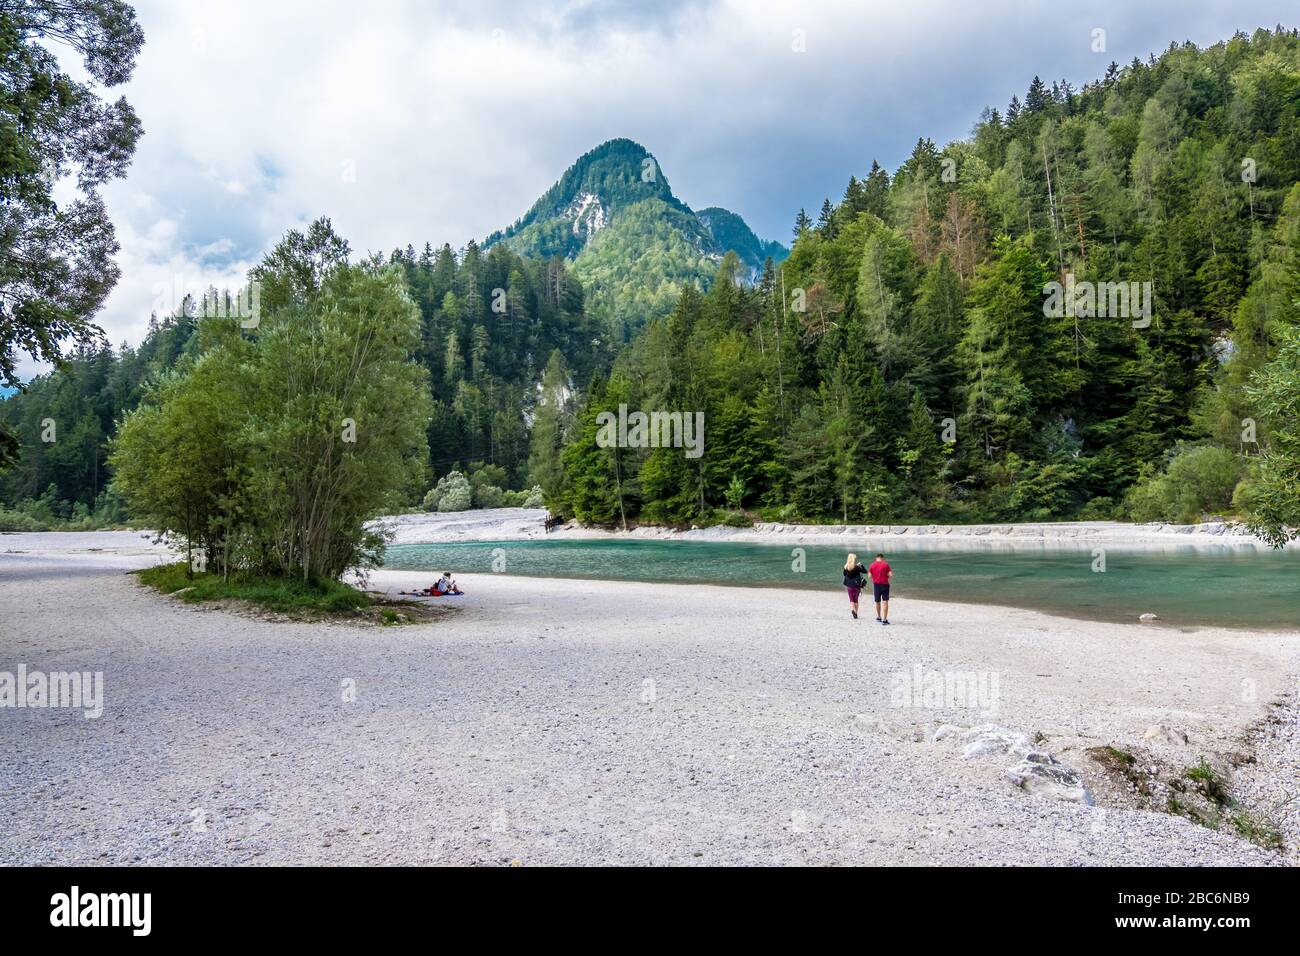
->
[614, 452, 627, 532]
[778, 267, 786, 433]
[1042, 137, 1063, 269]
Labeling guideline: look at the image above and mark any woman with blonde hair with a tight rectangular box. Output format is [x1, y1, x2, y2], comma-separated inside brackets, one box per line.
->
[842, 552, 868, 619]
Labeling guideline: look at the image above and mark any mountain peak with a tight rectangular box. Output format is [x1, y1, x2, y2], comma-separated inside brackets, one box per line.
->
[486, 138, 697, 258]
[696, 207, 788, 273]
[485, 139, 787, 333]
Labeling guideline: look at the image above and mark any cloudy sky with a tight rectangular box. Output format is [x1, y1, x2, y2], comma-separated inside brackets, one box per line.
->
[52, 0, 1300, 373]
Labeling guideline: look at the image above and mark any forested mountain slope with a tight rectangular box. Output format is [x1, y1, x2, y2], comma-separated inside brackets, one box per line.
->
[487, 138, 788, 340]
[553, 27, 1300, 537]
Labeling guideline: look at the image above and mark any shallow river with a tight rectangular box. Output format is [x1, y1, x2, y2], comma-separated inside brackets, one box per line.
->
[383, 538, 1300, 630]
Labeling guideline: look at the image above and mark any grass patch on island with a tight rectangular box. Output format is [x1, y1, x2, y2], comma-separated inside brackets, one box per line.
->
[138, 562, 369, 613]
[135, 562, 444, 624]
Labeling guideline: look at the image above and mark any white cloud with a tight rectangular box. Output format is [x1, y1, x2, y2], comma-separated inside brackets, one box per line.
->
[99, 214, 255, 345]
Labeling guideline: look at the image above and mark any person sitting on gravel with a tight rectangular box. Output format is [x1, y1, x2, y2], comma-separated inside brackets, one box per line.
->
[403, 574, 462, 598]
[403, 574, 470, 598]
[435, 572, 462, 595]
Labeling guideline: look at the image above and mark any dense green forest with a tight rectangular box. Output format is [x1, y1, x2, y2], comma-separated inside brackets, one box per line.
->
[0, 231, 604, 526]
[551, 28, 1300, 540]
[3, 27, 1300, 545]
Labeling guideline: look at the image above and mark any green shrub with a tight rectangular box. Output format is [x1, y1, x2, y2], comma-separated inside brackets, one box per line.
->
[0, 488, 131, 531]
[1076, 496, 1118, 520]
[757, 503, 801, 523]
[1185, 757, 1231, 807]
[1243, 323, 1300, 547]
[999, 453, 1086, 522]
[724, 475, 746, 510]
[0, 508, 49, 532]
[473, 483, 506, 509]
[430, 470, 471, 512]
[110, 231, 432, 582]
[1124, 445, 1243, 523]
[1165, 446, 1243, 520]
[466, 461, 509, 508]
[1230, 810, 1284, 850]
[1124, 469, 1172, 522]
[858, 479, 893, 520]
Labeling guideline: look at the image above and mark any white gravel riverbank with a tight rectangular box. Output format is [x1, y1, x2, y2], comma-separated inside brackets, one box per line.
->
[380, 508, 1293, 551]
[1, 529, 1296, 865]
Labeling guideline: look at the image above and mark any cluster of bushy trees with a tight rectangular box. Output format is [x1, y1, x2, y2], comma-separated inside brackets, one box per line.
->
[421, 463, 543, 512]
[110, 222, 431, 580]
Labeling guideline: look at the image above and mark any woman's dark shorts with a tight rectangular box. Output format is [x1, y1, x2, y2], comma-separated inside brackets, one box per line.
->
[846, 586, 861, 603]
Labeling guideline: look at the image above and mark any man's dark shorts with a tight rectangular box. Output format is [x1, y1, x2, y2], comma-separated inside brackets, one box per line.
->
[873, 583, 890, 602]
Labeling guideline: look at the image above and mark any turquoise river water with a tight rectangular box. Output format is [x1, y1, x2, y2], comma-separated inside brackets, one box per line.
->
[382, 538, 1300, 630]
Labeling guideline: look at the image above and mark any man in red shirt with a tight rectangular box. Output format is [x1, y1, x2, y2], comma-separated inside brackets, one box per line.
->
[868, 553, 893, 625]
